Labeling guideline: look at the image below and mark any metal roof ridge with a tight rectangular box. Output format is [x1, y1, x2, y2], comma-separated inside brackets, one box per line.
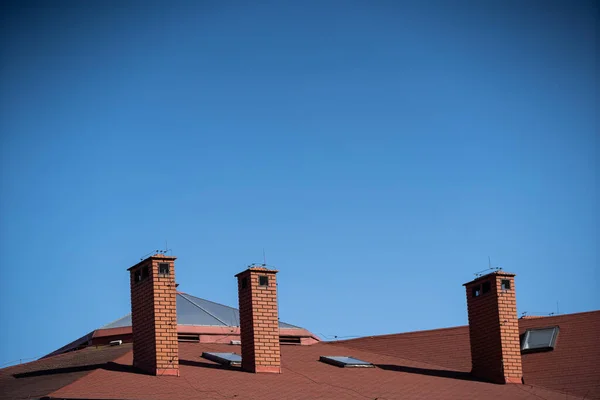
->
[178, 292, 230, 326]
[181, 292, 239, 311]
[178, 293, 303, 329]
[99, 313, 131, 329]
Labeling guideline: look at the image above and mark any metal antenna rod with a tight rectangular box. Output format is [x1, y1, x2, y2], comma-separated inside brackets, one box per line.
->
[263, 248, 267, 266]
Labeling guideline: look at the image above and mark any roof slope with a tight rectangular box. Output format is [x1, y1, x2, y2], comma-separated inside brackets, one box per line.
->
[0, 344, 131, 400]
[4, 311, 597, 399]
[332, 310, 600, 399]
[41, 342, 583, 400]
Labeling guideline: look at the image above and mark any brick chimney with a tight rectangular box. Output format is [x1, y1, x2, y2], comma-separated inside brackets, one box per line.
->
[235, 266, 281, 373]
[128, 254, 179, 376]
[464, 271, 522, 384]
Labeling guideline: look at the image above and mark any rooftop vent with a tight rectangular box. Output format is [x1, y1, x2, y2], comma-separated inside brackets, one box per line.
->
[280, 336, 301, 345]
[521, 326, 559, 353]
[109, 340, 122, 346]
[177, 333, 200, 343]
[319, 356, 374, 368]
[202, 352, 241, 366]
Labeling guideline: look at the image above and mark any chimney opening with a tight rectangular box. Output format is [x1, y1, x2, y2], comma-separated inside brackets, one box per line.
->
[134, 269, 142, 282]
[141, 266, 149, 280]
[241, 277, 248, 289]
[471, 285, 481, 298]
[158, 263, 170, 275]
[258, 275, 269, 287]
[482, 281, 491, 294]
[501, 279, 511, 290]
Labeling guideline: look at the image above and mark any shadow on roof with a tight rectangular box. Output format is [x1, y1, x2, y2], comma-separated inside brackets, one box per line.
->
[179, 359, 236, 371]
[376, 364, 484, 383]
[13, 361, 139, 379]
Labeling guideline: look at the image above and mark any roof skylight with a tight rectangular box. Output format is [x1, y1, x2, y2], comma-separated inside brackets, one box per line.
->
[521, 326, 559, 353]
[319, 356, 374, 368]
[202, 352, 241, 366]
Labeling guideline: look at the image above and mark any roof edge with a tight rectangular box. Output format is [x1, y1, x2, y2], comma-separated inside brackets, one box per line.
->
[332, 309, 600, 344]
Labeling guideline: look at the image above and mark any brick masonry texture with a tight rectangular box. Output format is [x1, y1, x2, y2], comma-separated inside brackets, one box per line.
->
[464, 272, 522, 384]
[129, 255, 179, 376]
[236, 267, 281, 373]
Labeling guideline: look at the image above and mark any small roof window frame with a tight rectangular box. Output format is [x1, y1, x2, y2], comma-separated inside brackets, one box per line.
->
[520, 326, 560, 354]
[202, 352, 241, 366]
[319, 356, 374, 368]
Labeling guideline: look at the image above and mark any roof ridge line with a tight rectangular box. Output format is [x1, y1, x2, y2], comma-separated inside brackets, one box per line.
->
[520, 309, 600, 321]
[178, 293, 230, 326]
[99, 313, 132, 329]
[332, 325, 469, 343]
[182, 293, 238, 311]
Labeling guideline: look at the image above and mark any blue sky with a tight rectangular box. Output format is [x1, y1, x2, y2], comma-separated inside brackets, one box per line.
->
[0, 0, 597, 366]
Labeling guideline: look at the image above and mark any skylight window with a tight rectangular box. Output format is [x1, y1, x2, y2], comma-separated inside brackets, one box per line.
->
[202, 352, 241, 366]
[319, 356, 374, 368]
[521, 326, 559, 353]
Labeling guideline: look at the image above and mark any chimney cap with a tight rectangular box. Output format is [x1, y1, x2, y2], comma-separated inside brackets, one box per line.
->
[127, 254, 177, 271]
[235, 266, 279, 278]
[463, 271, 516, 286]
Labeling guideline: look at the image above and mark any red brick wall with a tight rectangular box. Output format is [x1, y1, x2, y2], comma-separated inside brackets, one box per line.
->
[236, 267, 281, 373]
[464, 272, 522, 384]
[129, 255, 179, 376]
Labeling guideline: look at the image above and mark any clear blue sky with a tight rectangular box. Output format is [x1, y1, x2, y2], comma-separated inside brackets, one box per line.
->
[0, 0, 597, 366]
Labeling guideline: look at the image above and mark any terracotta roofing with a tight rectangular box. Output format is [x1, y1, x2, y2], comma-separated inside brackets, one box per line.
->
[2, 310, 598, 400]
[0, 344, 132, 400]
[332, 310, 600, 399]
[1, 342, 581, 400]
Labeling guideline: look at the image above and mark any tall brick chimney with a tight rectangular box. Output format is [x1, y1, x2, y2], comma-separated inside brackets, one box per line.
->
[464, 271, 522, 384]
[235, 266, 281, 373]
[128, 254, 179, 376]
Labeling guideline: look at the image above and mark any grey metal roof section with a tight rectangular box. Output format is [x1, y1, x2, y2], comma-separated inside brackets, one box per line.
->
[202, 352, 242, 366]
[319, 356, 374, 368]
[521, 326, 560, 353]
[101, 314, 132, 329]
[100, 292, 302, 329]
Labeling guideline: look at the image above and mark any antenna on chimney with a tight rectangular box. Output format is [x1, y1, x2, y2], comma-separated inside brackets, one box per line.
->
[472, 257, 503, 277]
[263, 248, 267, 266]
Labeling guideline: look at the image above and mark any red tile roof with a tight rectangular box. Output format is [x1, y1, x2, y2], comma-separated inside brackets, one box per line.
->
[333, 310, 600, 399]
[44, 342, 584, 400]
[2, 310, 598, 400]
[0, 344, 132, 400]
